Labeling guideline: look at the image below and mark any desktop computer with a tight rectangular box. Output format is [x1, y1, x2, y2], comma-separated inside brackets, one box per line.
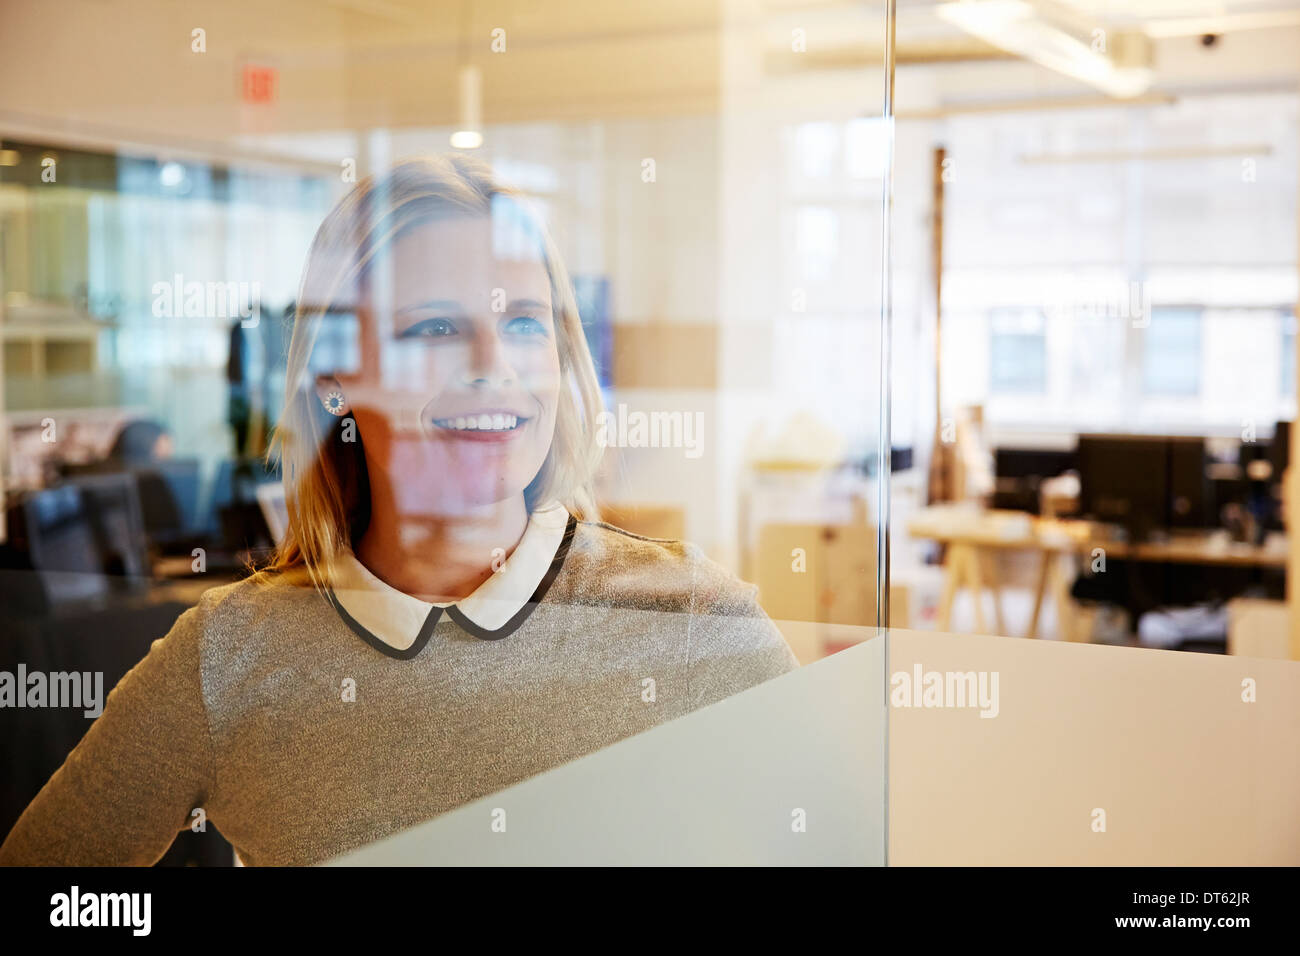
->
[992, 447, 1076, 514]
[2, 473, 150, 613]
[1073, 433, 1279, 647]
[60, 458, 204, 554]
[1077, 434, 1207, 541]
[1270, 419, 1291, 476]
[1167, 436, 1209, 530]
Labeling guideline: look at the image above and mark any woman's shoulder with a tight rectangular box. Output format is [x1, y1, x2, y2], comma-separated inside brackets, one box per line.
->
[170, 571, 323, 650]
[196, 567, 318, 609]
[565, 520, 800, 701]
[563, 519, 764, 618]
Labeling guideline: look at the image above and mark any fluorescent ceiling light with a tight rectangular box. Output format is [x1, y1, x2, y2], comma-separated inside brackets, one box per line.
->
[936, 0, 1153, 99]
[450, 130, 484, 149]
[451, 64, 483, 150]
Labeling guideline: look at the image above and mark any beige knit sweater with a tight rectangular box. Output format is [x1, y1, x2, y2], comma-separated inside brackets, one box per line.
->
[0, 518, 799, 866]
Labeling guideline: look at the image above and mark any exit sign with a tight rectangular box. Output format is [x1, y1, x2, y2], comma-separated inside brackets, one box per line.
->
[242, 65, 277, 104]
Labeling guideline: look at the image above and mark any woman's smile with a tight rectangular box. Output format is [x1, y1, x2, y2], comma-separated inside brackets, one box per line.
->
[430, 409, 531, 441]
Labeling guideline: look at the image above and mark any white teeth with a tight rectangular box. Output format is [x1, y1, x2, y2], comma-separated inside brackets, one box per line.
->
[433, 414, 523, 432]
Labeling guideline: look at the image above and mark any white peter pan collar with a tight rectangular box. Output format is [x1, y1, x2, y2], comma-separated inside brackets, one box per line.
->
[326, 503, 575, 659]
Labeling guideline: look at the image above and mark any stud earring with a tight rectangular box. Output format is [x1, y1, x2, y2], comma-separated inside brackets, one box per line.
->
[321, 390, 348, 416]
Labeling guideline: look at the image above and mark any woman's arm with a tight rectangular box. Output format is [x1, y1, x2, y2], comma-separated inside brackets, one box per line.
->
[0, 601, 216, 865]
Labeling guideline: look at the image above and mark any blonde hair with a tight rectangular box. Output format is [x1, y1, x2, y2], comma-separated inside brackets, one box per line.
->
[260, 154, 603, 590]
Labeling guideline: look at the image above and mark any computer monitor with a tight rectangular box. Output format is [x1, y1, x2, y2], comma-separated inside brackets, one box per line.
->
[206, 457, 279, 554]
[60, 457, 203, 553]
[1271, 420, 1291, 476]
[995, 447, 1076, 480]
[1166, 436, 1209, 529]
[7, 473, 150, 609]
[993, 447, 1078, 513]
[70, 473, 150, 582]
[14, 484, 107, 606]
[135, 459, 203, 548]
[1077, 434, 1207, 540]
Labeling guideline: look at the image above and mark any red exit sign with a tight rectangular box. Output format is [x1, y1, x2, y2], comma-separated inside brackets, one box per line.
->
[242, 64, 277, 104]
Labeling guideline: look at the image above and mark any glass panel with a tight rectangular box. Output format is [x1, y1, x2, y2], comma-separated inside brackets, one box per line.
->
[0, 0, 892, 866]
[890, 3, 1298, 867]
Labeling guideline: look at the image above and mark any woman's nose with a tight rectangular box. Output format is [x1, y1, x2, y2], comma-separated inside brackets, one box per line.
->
[463, 325, 516, 387]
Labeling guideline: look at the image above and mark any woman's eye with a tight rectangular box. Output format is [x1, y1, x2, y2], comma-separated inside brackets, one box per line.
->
[506, 315, 547, 336]
[401, 318, 458, 339]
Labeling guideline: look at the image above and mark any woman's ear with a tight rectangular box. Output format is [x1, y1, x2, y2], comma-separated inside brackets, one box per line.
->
[314, 375, 351, 417]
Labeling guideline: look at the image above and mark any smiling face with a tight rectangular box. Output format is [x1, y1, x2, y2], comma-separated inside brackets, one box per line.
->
[324, 211, 562, 518]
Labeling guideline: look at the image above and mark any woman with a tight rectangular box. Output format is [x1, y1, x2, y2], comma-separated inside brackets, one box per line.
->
[0, 155, 799, 866]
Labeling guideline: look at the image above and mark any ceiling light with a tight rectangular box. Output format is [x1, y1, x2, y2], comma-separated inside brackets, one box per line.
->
[451, 64, 483, 150]
[937, 1, 1153, 99]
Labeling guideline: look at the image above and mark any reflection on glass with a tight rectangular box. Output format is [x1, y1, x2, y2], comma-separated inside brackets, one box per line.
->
[0, 156, 805, 867]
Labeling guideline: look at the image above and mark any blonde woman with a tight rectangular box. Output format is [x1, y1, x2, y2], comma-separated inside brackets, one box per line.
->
[0, 155, 799, 867]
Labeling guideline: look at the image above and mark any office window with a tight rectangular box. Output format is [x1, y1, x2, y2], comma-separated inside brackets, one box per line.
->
[988, 309, 1046, 394]
[795, 206, 838, 282]
[795, 121, 838, 180]
[845, 117, 890, 180]
[1142, 308, 1202, 396]
[1068, 313, 1126, 405]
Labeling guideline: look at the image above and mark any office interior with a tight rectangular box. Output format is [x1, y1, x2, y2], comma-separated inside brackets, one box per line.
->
[1, 1, 1297, 864]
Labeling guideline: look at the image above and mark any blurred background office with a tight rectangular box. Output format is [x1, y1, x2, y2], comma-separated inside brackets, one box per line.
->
[889, 3, 1297, 661]
[1, 0, 1297, 864]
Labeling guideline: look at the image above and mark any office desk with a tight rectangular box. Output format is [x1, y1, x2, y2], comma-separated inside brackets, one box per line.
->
[908, 503, 1287, 640]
